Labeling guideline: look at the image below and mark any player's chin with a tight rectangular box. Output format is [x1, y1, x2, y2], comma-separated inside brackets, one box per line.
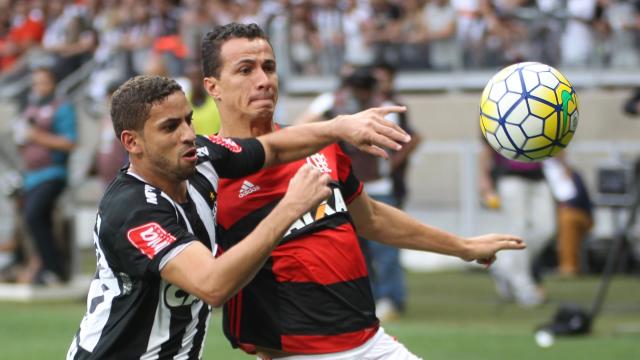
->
[251, 102, 275, 114]
[176, 163, 197, 180]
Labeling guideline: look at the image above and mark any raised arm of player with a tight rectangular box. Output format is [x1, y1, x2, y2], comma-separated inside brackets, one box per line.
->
[160, 165, 331, 307]
[348, 191, 526, 266]
[257, 106, 411, 168]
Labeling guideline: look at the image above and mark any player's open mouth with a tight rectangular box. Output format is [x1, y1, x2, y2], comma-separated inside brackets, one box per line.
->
[182, 148, 197, 162]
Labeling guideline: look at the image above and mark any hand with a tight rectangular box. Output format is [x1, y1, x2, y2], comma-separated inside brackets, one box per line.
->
[461, 234, 525, 267]
[330, 106, 410, 159]
[281, 164, 332, 216]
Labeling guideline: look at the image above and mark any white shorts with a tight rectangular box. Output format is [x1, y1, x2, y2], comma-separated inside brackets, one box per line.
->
[266, 327, 422, 360]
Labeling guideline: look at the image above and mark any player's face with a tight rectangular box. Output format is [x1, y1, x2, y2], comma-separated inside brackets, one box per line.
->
[213, 37, 278, 121]
[140, 91, 197, 182]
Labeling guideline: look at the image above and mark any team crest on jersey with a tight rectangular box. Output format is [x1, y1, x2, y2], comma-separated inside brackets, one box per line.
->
[207, 135, 242, 153]
[196, 146, 209, 157]
[127, 222, 177, 259]
[306, 153, 332, 173]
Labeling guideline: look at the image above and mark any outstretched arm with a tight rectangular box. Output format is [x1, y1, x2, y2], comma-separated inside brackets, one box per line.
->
[258, 106, 411, 168]
[161, 165, 331, 307]
[348, 191, 525, 265]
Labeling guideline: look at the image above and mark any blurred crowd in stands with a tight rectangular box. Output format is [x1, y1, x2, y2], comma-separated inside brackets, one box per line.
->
[1, 0, 640, 107]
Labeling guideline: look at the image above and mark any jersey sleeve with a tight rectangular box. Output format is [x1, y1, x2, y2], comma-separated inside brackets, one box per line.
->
[334, 144, 363, 203]
[196, 135, 265, 178]
[106, 197, 197, 279]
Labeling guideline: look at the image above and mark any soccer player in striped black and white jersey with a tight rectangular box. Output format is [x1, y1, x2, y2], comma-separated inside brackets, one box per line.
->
[66, 75, 411, 359]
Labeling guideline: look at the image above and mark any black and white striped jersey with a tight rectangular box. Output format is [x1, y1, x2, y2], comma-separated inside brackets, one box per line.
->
[67, 135, 264, 360]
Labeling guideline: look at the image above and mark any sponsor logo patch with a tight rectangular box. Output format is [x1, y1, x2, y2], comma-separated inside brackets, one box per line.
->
[164, 283, 200, 308]
[127, 222, 177, 259]
[283, 188, 347, 237]
[207, 135, 242, 153]
[144, 185, 158, 205]
[239, 180, 260, 198]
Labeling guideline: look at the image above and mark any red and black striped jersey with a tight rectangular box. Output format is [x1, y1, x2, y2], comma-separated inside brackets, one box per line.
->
[217, 140, 379, 355]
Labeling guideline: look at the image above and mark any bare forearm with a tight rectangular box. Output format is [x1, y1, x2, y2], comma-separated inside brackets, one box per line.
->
[204, 201, 300, 304]
[358, 200, 468, 258]
[260, 106, 410, 168]
[163, 166, 331, 307]
[352, 195, 525, 264]
[260, 121, 337, 167]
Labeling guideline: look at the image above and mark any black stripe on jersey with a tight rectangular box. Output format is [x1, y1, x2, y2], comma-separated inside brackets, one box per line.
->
[223, 263, 282, 350]
[181, 195, 213, 249]
[219, 200, 352, 249]
[218, 200, 278, 250]
[188, 172, 216, 212]
[97, 278, 162, 358]
[187, 304, 211, 359]
[281, 215, 349, 245]
[227, 276, 377, 346]
[341, 170, 362, 203]
[157, 200, 212, 358]
[158, 294, 196, 358]
[71, 346, 92, 360]
[278, 276, 376, 334]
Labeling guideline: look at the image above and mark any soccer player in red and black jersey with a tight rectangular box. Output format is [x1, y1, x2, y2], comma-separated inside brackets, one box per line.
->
[204, 23, 527, 359]
[66, 75, 410, 359]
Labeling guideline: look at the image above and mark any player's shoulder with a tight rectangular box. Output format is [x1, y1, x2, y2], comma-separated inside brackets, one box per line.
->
[196, 134, 243, 153]
[100, 172, 172, 218]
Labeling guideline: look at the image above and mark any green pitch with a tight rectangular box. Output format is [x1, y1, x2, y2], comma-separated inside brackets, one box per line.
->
[1, 271, 638, 359]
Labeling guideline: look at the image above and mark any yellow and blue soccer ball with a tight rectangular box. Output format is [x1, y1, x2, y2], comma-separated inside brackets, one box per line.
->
[479, 62, 578, 162]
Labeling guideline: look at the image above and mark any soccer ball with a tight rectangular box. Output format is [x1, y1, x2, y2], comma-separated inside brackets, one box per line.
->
[479, 62, 578, 162]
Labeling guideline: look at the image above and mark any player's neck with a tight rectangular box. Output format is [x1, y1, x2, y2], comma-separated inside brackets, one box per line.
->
[218, 115, 274, 138]
[129, 162, 188, 203]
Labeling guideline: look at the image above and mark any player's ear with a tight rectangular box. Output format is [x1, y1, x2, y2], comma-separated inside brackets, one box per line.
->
[203, 76, 221, 102]
[121, 130, 142, 155]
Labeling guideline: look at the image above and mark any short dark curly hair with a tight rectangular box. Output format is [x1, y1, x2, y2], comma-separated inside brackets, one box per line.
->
[110, 75, 183, 139]
[201, 23, 269, 78]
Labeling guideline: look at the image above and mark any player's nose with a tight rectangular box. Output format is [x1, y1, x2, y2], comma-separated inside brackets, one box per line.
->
[181, 121, 196, 143]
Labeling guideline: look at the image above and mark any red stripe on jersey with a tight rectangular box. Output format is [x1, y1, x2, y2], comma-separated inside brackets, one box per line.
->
[271, 223, 368, 284]
[237, 341, 257, 355]
[280, 325, 379, 354]
[217, 144, 356, 229]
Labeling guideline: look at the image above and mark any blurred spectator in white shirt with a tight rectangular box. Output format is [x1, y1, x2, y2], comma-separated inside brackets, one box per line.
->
[342, 0, 375, 67]
[561, 0, 598, 66]
[423, 0, 459, 70]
